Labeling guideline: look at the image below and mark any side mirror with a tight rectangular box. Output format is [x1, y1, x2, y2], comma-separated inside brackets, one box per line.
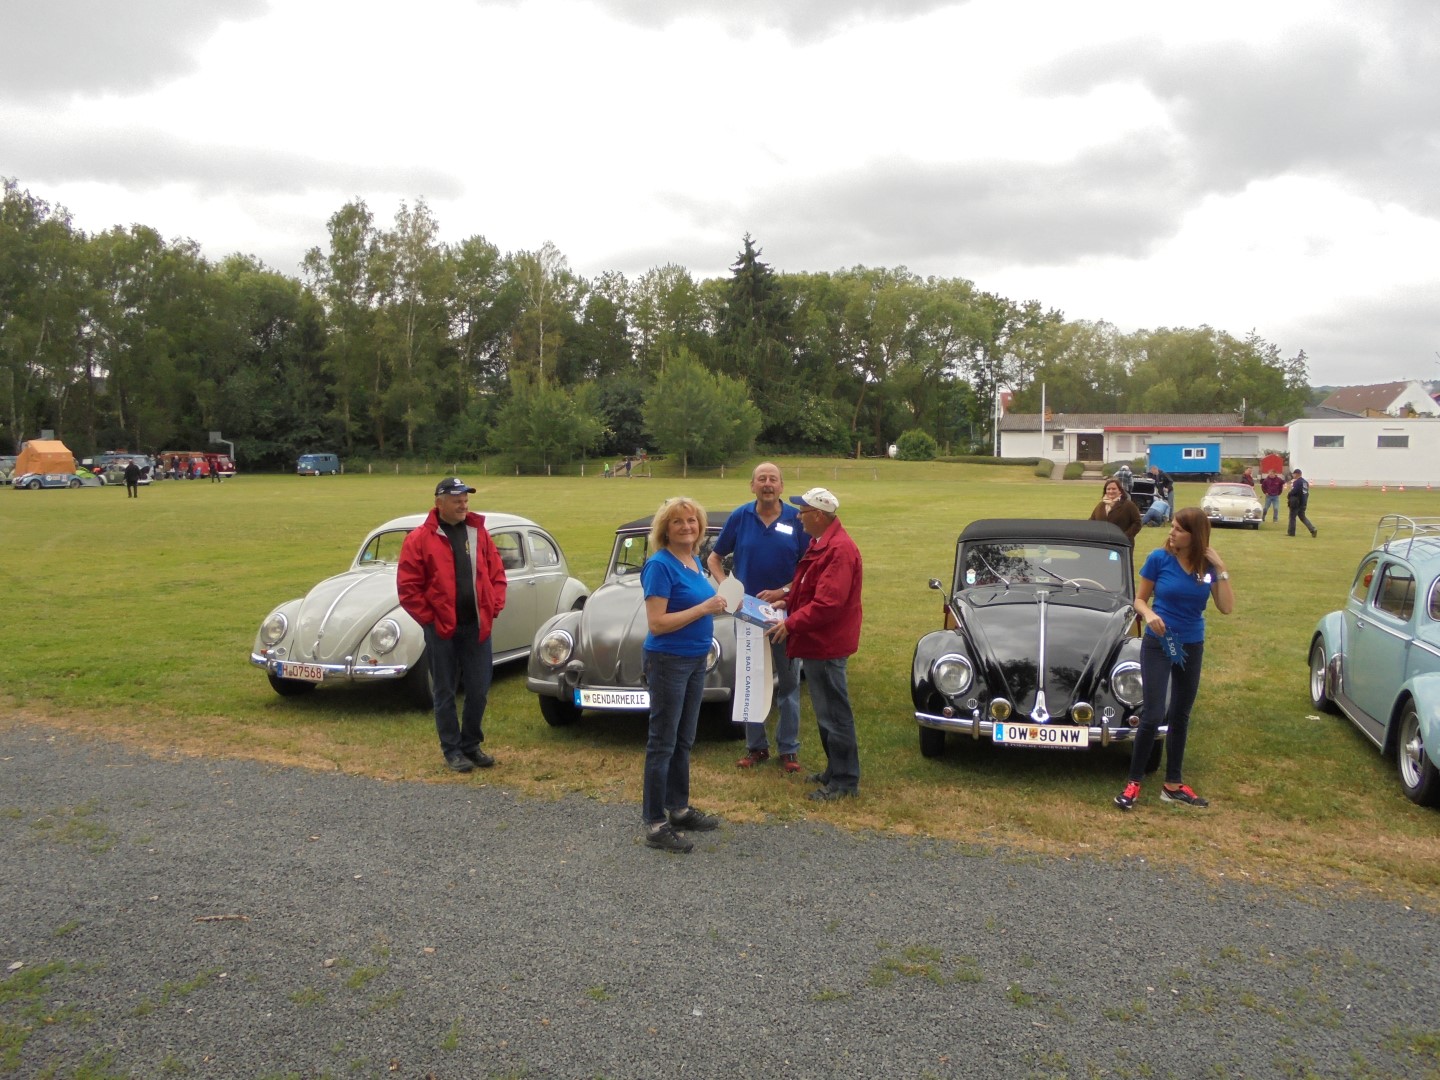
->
[928, 578, 944, 591]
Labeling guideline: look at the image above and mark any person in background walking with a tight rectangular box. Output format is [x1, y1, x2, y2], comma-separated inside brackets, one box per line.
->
[1286, 468, 1317, 537]
[123, 460, 141, 499]
[1260, 470, 1284, 523]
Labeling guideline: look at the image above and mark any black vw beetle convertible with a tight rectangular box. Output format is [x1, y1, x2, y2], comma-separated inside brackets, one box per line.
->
[911, 519, 1163, 767]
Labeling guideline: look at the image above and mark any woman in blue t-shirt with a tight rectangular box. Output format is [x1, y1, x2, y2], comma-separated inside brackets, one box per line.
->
[1115, 507, 1235, 811]
[640, 497, 730, 852]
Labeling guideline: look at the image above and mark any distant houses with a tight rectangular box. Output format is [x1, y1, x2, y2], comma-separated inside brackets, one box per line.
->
[997, 380, 1440, 487]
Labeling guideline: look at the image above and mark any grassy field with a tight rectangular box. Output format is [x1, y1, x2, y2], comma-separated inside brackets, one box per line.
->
[5, 460, 1440, 903]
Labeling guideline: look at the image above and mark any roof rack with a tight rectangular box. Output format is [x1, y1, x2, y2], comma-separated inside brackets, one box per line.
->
[1373, 515, 1440, 558]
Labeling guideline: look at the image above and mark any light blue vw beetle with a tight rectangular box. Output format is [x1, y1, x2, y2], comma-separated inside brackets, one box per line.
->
[1309, 515, 1440, 806]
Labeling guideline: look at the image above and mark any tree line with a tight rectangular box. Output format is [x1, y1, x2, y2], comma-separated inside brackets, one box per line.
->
[1, 178, 1315, 469]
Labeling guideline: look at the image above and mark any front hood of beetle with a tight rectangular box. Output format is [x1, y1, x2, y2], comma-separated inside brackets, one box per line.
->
[287, 569, 400, 664]
[962, 590, 1128, 718]
[575, 578, 651, 684]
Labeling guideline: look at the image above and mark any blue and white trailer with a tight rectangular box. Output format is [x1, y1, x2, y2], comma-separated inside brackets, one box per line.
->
[1147, 441, 1221, 479]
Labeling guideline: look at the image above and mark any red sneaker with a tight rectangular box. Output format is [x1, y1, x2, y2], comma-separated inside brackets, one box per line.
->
[736, 748, 770, 768]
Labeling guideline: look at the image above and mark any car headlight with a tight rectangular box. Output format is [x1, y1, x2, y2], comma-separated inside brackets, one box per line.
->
[260, 611, 288, 646]
[705, 637, 722, 673]
[930, 654, 974, 697]
[1111, 661, 1143, 707]
[536, 629, 574, 667]
[370, 618, 401, 655]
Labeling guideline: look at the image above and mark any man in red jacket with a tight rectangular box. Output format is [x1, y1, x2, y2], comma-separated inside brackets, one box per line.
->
[768, 487, 863, 801]
[398, 478, 508, 772]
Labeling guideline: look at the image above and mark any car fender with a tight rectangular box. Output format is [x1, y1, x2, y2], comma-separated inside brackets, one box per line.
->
[912, 628, 970, 709]
[556, 576, 590, 614]
[527, 608, 585, 686]
[252, 597, 304, 656]
[1394, 675, 1440, 768]
[1312, 611, 1344, 658]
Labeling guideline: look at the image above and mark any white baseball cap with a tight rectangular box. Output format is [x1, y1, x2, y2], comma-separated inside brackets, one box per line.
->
[790, 487, 839, 514]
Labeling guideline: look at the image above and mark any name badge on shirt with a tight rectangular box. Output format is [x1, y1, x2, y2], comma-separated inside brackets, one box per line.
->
[775, 522, 794, 535]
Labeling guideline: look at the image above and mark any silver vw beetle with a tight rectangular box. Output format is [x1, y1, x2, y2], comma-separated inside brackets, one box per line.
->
[251, 512, 590, 704]
[525, 511, 740, 730]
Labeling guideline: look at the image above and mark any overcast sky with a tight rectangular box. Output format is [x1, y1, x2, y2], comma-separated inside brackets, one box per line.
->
[3, 0, 1437, 387]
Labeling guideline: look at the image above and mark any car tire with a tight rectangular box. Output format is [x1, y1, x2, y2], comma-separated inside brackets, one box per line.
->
[68, 478, 81, 488]
[267, 672, 316, 697]
[701, 701, 743, 739]
[26, 479, 40, 489]
[403, 658, 434, 709]
[539, 693, 581, 727]
[1397, 700, 1440, 807]
[1143, 740, 1164, 774]
[918, 726, 946, 759]
[1308, 641, 1338, 715]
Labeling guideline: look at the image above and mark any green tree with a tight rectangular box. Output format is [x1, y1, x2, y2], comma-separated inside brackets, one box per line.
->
[490, 380, 605, 470]
[303, 200, 380, 453]
[715, 235, 795, 439]
[643, 351, 761, 471]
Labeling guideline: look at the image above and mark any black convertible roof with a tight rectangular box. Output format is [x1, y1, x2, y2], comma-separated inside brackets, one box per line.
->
[618, 509, 734, 533]
[958, 518, 1130, 546]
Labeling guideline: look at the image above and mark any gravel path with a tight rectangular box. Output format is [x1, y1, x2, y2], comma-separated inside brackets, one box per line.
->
[2, 723, 1437, 1080]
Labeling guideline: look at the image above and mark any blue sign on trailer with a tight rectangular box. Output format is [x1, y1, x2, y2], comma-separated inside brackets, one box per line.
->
[1147, 442, 1221, 478]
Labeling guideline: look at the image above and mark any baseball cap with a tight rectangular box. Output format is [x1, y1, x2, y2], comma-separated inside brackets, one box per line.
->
[790, 487, 839, 514]
[435, 477, 476, 496]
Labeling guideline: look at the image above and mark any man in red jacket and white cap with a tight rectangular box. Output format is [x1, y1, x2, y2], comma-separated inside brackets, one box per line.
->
[398, 478, 508, 772]
[768, 486, 864, 800]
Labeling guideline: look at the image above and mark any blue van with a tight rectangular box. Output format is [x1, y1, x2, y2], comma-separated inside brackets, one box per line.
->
[296, 453, 341, 476]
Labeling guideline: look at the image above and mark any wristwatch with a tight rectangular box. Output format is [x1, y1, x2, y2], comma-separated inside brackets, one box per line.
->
[1218, 571, 1230, 581]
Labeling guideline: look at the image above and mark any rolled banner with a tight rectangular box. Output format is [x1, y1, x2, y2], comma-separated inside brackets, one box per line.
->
[731, 618, 774, 726]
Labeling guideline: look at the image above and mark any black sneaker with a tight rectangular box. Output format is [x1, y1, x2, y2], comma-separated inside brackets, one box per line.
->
[444, 751, 474, 773]
[464, 748, 495, 768]
[1114, 780, 1140, 810]
[804, 772, 830, 785]
[669, 807, 721, 831]
[1160, 784, 1209, 807]
[807, 786, 856, 802]
[645, 824, 693, 853]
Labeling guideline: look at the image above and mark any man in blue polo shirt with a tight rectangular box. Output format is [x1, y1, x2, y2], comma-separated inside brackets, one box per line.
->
[707, 462, 811, 771]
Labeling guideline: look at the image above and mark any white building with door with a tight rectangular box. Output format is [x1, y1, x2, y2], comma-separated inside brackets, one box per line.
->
[1288, 417, 1440, 487]
[998, 412, 1287, 466]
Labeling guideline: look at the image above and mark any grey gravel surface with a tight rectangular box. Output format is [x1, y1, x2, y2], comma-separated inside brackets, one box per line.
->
[2, 724, 1438, 1080]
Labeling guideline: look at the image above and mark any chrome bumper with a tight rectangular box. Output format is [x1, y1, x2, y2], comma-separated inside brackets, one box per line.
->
[915, 709, 1163, 745]
[250, 652, 408, 681]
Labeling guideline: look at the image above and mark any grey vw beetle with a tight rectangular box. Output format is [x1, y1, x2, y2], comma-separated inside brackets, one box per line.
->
[252, 512, 589, 705]
[526, 510, 742, 731]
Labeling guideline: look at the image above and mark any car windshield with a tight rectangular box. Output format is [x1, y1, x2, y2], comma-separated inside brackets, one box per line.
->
[608, 528, 720, 580]
[960, 541, 1128, 593]
[1208, 484, 1254, 498]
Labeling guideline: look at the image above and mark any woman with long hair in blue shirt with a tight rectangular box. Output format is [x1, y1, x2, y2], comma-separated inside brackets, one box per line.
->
[1116, 507, 1235, 810]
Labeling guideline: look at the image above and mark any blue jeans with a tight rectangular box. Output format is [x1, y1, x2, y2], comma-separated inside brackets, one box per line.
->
[1128, 635, 1205, 785]
[801, 657, 861, 793]
[745, 637, 801, 755]
[1262, 494, 1280, 522]
[642, 649, 707, 825]
[424, 625, 493, 755]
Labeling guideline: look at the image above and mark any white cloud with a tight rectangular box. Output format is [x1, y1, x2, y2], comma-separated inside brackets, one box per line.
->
[2, 0, 1436, 385]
